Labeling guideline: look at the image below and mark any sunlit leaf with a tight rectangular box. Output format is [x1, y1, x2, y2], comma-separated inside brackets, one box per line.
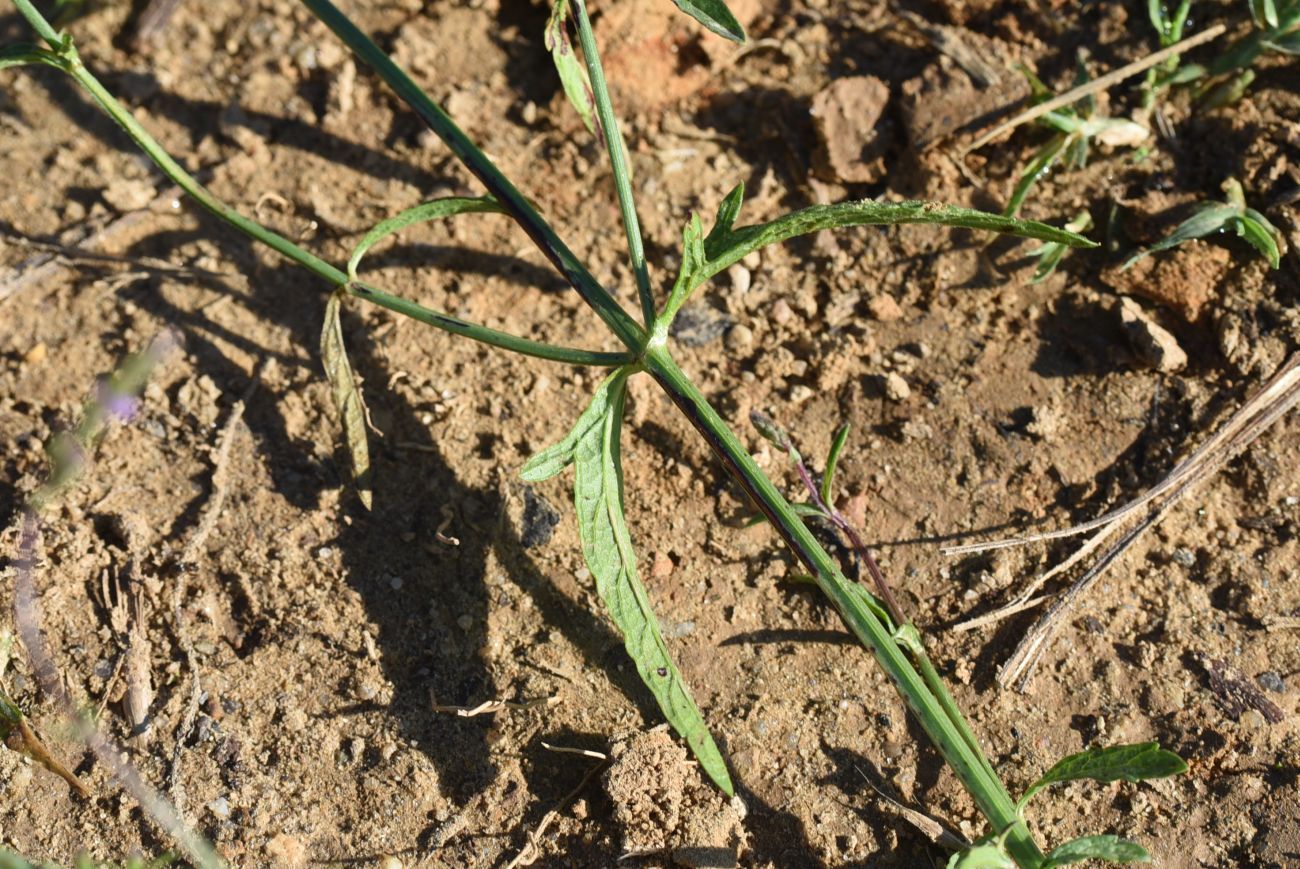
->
[671, 0, 746, 42]
[347, 196, 504, 282]
[666, 194, 1097, 321]
[1043, 835, 1151, 868]
[520, 370, 623, 482]
[821, 423, 850, 505]
[321, 289, 373, 509]
[1019, 742, 1187, 808]
[532, 369, 734, 794]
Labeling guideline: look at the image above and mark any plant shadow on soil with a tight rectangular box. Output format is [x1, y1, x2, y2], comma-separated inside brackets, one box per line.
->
[11, 49, 834, 862]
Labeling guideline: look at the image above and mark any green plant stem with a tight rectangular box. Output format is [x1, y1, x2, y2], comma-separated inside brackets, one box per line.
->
[642, 346, 1046, 868]
[569, 0, 655, 328]
[299, 0, 647, 352]
[3, 5, 629, 369]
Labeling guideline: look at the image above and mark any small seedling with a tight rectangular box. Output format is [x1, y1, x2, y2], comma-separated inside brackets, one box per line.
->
[1174, 0, 1300, 100]
[949, 743, 1187, 867]
[1122, 177, 1283, 269]
[1140, 0, 1200, 110]
[1, 0, 1189, 865]
[1004, 62, 1148, 218]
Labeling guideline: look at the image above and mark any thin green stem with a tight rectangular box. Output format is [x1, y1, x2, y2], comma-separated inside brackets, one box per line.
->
[348, 283, 630, 366]
[569, 0, 655, 328]
[2, 8, 627, 368]
[299, 0, 647, 352]
[643, 346, 1046, 869]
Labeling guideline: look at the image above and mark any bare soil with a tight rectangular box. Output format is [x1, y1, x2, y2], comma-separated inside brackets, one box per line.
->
[1, 0, 1299, 867]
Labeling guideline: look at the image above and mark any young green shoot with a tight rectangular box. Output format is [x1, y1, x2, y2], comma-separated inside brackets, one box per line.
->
[1004, 62, 1148, 218]
[1122, 177, 1282, 269]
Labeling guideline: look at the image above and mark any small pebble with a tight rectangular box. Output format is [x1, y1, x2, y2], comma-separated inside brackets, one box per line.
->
[868, 294, 903, 322]
[742, 251, 761, 269]
[725, 323, 754, 352]
[1257, 671, 1286, 693]
[389, 576, 403, 590]
[1172, 548, 1196, 567]
[208, 797, 231, 819]
[883, 372, 910, 402]
[771, 299, 794, 325]
[23, 343, 47, 365]
[456, 614, 475, 631]
[727, 264, 752, 295]
[521, 101, 538, 125]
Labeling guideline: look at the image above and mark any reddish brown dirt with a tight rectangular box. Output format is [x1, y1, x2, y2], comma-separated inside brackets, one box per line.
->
[1, 0, 1299, 867]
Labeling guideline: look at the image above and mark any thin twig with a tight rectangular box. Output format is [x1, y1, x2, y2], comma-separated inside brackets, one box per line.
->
[430, 691, 561, 718]
[961, 24, 1226, 154]
[505, 759, 607, 868]
[986, 355, 1300, 690]
[540, 741, 607, 760]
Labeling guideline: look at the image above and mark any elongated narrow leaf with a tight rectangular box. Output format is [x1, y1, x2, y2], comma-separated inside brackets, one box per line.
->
[569, 370, 734, 794]
[321, 289, 372, 509]
[705, 198, 1096, 288]
[1043, 835, 1151, 868]
[704, 182, 746, 250]
[947, 843, 1014, 869]
[1251, 0, 1280, 28]
[1121, 202, 1240, 270]
[545, 0, 600, 135]
[520, 370, 624, 482]
[347, 196, 504, 282]
[1264, 31, 1300, 54]
[0, 44, 59, 70]
[1004, 134, 1071, 218]
[1019, 742, 1187, 808]
[821, 423, 850, 505]
[671, 0, 746, 42]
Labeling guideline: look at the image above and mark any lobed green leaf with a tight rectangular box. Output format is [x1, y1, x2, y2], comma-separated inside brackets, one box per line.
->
[1043, 835, 1151, 868]
[1019, 742, 1187, 809]
[568, 369, 734, 794]
[671, 0, 746, 43]
[519, 370, 624, 482]
[663, 186, 1098, 323]
[321, 289, 373, 509]
[347, 196, 505, 283]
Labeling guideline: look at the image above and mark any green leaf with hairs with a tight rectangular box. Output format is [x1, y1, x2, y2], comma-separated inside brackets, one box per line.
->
[660, 193, 1097, 326]
[347, 196, 504, 282]
[671, 0, 746, 42]
[520, 370, 624, 482]
[1019, 742, 1187, 809]
[567, 369, 734, 794]
[545, 0, 600, 136]
[1043, 835, 1151, 868]
[321, 289, 373, 509]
